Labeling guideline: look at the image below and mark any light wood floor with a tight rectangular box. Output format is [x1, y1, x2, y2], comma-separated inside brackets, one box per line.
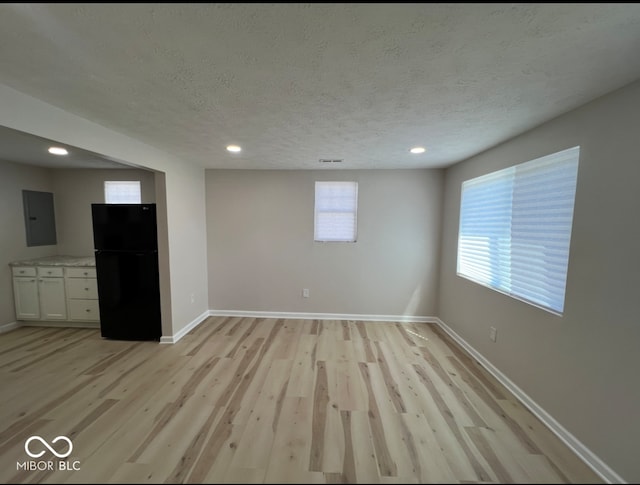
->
[0, 317, 602, 484]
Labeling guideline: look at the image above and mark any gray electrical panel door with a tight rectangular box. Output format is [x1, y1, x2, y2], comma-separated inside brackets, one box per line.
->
[23, 190, 57, 246]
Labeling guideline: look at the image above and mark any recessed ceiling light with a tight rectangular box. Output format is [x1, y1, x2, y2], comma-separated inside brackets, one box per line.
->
[410, 147, 426, 154]
[48, 146, 68, 156]
[226, 145, 242, 153]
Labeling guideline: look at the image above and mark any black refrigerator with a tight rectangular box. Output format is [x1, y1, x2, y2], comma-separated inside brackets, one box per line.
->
[91, 203, 161, 341]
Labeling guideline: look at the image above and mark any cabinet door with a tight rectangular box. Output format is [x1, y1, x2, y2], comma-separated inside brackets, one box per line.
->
[38, 277, 67, 320]
[13, 277, 40, 320]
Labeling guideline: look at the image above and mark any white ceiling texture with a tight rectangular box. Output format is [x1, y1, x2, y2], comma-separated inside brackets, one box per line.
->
[0, 3, 639, 170]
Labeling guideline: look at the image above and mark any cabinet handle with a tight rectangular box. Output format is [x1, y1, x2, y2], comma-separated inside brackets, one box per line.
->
[83, 272, 88, 275]
[86, 309, 91, 312]
[19, 270, 25, 274]
[85, 288, 89, 291]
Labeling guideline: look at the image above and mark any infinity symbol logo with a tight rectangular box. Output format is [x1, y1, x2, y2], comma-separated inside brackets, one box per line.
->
[25, 436, 73, 459]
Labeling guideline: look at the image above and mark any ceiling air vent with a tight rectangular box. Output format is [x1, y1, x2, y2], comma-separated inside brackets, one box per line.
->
[319, 159, 343, 164]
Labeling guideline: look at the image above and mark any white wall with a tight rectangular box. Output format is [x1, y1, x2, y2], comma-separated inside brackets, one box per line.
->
[206, 169, 443, 318]
[0, 161, 57, 326]
[52, 168, 156, 256]
[438, 79, 640, 483]
[163, 164, 208, 330]
[0, 83, 208, 338]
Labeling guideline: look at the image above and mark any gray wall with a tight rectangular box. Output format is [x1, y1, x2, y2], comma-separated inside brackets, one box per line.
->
[162, 163, 208, 332]
[52, 168, 156, 256]
[206, 169, 443, 317]
[438, 79, 640, 482]
[0, 161, 57, 326]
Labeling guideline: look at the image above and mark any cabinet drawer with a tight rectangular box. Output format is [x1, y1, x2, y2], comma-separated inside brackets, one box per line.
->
[66, 267, 96, 278]
[65, 278, 98, 299]
[68, 300, 100, 321]
[37, 267, 64, 277]
[12, 267, 36, 277]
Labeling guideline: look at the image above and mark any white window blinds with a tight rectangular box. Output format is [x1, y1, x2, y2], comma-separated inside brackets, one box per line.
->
[457, 146, 579, 314]
[104, 181, 141, 204]
[314, 181, 358, 242]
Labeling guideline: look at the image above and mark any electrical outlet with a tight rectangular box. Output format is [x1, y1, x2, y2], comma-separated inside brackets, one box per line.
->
[489, 326, 497, 342]
[302, 288, 309, 298]
[190, 293, 195, 304]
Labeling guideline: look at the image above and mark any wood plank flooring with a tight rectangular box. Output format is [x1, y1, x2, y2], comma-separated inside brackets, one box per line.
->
[0, 317, 603, 483]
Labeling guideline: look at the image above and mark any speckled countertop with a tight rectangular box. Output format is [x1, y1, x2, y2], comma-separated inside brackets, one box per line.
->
[9, 255, 96, 267]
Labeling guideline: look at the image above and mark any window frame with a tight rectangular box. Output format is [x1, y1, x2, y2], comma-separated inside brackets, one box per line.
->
[104, 180, 142, 204]
[456, 146, 580, 315]
[314, 181, 359, 243]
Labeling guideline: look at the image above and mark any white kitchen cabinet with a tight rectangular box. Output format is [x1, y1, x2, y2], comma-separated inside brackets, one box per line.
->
[65, 267, 100, 322]
[11, 258, 98, 327]
[37, 275, 67, 320]
[12, 275, 40, 320]
[12, 265, 67, 320]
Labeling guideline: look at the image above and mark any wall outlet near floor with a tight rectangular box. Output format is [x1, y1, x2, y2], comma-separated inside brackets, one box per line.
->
[489, 326, 498, 342]
[302, 288, 309, 298]
[190, 293, 195, 304]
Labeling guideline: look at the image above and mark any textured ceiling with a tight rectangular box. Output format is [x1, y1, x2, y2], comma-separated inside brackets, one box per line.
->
[0, 125, 131, 170]
[0, 3, 639, 170]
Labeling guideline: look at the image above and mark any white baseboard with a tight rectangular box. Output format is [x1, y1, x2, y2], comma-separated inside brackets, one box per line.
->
[0, 320, 20, 334]
[160, 310, 210, 344]
[20, 321, 99, 329]
[208, 309, 435, 323]
[160, 309, 434, 344]
[432, 317, 624, 484]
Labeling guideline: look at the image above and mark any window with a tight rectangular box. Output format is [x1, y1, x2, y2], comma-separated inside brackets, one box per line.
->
[104, 181, 141, 204]
[457, 146, 579, 315]
[314, 181, 358, 242]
